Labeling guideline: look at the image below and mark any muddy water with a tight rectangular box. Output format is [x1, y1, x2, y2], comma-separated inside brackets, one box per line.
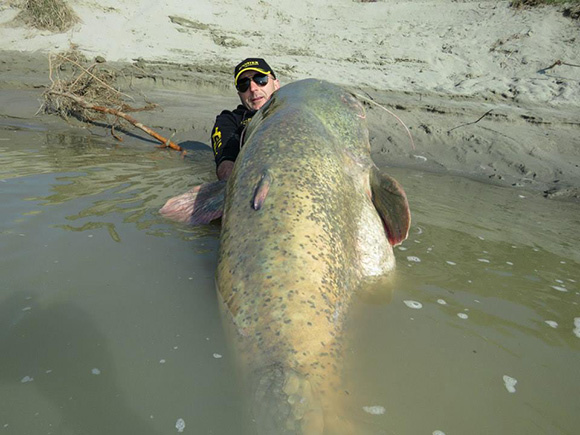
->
[0, 121, 578, 435]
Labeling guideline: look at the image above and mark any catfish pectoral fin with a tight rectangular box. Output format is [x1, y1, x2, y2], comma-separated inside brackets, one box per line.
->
[160, 180, 226, 225]
[370, 167, 411, 246]
[252, 170, 272, 211]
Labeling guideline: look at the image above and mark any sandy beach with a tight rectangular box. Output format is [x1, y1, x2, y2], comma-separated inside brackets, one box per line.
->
[1, 0, 579, 201]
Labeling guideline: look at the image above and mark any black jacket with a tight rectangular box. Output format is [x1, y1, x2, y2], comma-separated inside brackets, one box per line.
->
[211, 105, 255, 166]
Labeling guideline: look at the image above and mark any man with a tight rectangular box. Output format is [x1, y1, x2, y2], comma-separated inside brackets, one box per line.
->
[211, 58, 280, 180]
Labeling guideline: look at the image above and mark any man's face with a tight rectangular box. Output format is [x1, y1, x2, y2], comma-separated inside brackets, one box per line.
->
[237, 71, 280, 111]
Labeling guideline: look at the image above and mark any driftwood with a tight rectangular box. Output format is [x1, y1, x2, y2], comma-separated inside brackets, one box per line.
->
[42, 51, 183, 153]
[46, 89, 182, 151]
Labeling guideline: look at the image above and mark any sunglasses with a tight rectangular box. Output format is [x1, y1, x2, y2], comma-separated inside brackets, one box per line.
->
[236, 73, 269, 93]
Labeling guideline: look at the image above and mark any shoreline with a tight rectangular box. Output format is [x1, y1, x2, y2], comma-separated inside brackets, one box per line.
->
[0, 0, 579, 202]
[1, 49, 578, 202]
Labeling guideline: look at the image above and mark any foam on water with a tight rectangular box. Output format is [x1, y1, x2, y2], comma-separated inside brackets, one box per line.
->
[573, 318, 580, 338]
[175, 418, 185, 432]
[503, 375, 517, 393]
[404, 300, 423, 309]
[363, 405, 386, 415]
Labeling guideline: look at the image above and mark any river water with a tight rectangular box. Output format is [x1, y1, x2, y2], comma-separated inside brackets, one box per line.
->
[1, 119, 578, 435]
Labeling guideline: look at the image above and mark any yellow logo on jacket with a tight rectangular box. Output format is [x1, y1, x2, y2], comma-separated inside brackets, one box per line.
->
[212, 127, 222, 155]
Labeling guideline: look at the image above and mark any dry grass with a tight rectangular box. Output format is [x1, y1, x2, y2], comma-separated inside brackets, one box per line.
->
[511, 0, 580, 7]
[42, 48, 125, 122]
[511, 0, 580, 20]
[17, 0, 79, 32]
[41, 49, 182, 151]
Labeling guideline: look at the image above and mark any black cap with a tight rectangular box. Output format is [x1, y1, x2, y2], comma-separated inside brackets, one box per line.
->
[234, 58, 276, 85]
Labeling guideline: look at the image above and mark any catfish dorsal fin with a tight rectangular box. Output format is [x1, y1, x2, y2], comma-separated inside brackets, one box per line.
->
[160, 180, 226, 225]
[370, 167, 411, 246]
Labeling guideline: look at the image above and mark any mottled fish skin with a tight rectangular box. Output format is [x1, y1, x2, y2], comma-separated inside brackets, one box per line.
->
[215, 79, 409, 434]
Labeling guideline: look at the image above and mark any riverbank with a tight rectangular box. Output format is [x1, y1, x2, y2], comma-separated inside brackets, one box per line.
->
[1, 0, 579, 201]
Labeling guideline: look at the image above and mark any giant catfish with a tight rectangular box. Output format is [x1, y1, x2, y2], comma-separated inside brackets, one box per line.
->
[160, 79, 411, 434]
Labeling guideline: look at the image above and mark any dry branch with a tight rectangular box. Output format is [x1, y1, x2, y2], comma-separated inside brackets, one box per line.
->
[46, 90, 182, 151]
[42, 50, 183, 153]
[448, 109, 494, 134]
[537, 59, 580, 74]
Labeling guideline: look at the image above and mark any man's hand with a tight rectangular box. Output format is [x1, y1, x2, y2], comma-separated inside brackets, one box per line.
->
[217, 160, 235, 180]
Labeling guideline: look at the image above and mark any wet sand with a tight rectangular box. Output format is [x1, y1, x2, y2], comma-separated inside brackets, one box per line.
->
[1, 49, 578, 203]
